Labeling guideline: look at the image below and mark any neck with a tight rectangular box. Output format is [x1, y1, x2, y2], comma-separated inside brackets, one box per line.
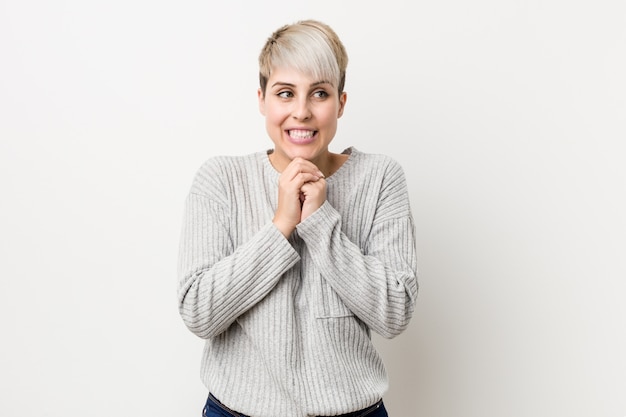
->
[269, 150, 347, 178]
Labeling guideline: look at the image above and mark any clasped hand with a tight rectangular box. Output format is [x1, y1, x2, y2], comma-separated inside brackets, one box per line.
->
[273, 157, 326, 238]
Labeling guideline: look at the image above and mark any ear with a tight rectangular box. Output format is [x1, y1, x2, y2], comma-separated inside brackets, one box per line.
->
[258, 88, 266, 116]
[337, 91, 347, 118]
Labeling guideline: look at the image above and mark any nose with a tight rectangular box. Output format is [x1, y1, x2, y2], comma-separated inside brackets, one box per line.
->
[291, 97, 311, 121]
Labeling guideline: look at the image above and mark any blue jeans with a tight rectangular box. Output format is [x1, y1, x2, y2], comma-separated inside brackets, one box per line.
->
[203, 393, 389, 417]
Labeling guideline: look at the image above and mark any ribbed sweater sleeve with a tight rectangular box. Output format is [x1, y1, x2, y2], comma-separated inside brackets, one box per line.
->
[177, 158, 300, 339]
[297, 157, 418, 338]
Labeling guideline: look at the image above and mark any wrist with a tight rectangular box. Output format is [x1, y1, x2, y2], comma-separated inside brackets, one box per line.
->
[272, 218, 296, 238]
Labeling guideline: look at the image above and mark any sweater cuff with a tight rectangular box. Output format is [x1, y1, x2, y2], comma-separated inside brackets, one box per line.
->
[263, 221, 301, 262]
[297, 201, 340, 243]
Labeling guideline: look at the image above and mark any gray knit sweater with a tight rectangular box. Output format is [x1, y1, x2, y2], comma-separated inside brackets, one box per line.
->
[178, 147, 418, 417]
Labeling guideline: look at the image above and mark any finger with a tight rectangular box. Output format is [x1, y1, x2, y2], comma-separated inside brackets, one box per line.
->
[284, 158, 324, 179]
[294, 172, 323, 185]
[301, 177, 326, 194]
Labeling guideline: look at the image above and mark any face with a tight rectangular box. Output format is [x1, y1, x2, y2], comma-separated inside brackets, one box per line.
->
[258, 67, 347, 171]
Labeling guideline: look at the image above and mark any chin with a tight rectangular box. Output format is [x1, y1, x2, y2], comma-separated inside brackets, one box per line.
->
[292, 142, 328, 158]
[295, 151, 325, 163]
[277, 146, 315, 162]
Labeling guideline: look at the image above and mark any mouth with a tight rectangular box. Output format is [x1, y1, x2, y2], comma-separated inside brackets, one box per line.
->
[287, 129, 317, 144]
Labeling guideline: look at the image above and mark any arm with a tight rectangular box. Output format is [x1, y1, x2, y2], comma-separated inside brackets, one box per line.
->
[177, 175, 300, 340]
[296, 163, 418, 338]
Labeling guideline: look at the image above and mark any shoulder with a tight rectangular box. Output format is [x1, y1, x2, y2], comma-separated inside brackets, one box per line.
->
[195, 152, 261, 176]
[189, 152, 264, 196]
[348, 147, 407, 180]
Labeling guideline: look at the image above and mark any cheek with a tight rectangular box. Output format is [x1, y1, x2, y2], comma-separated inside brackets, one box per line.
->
[264, 110, 287, 140]
[319, 108, 339, 128]
[266, 117, 283, 135]
[265, 106, 287, 127]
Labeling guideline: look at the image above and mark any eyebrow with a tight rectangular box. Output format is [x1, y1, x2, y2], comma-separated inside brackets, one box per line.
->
[271, 80, 332, 88]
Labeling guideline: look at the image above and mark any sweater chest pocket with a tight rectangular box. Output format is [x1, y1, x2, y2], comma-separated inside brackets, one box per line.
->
[316, 277, 355, 319]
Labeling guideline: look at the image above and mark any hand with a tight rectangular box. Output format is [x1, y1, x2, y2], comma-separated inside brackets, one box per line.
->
[300, 176, 326, 222]
[273, 158, 325, 238]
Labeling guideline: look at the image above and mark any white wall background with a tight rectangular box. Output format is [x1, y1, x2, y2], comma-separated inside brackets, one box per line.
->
[1, 0, 624, 416]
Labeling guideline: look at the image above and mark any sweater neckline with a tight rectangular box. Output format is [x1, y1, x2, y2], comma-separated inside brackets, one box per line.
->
[260, 147, 357, 184]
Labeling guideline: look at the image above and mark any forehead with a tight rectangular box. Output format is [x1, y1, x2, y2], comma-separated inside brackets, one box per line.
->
[267, 66, 334, 87]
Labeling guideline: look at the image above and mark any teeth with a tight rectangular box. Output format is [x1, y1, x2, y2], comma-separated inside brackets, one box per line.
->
[289, 130, 314, 139]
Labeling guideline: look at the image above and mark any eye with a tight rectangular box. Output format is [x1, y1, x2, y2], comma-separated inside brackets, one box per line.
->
[312, 90, 329, 99]
[277, 91, 293, 99]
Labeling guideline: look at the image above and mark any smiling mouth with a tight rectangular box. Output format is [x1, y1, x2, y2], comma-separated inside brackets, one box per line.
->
[288, 129, 316, 139]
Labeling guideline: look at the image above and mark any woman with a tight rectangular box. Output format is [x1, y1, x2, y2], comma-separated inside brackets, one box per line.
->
[178, 19, 418, 417]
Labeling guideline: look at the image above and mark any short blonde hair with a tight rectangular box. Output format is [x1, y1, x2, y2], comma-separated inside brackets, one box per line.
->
[258, 20, 348, 96]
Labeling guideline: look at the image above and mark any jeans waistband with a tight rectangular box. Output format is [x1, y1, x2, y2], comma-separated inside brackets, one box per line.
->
[328, 398, 384, 417]
[206, 393, 384, 417]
